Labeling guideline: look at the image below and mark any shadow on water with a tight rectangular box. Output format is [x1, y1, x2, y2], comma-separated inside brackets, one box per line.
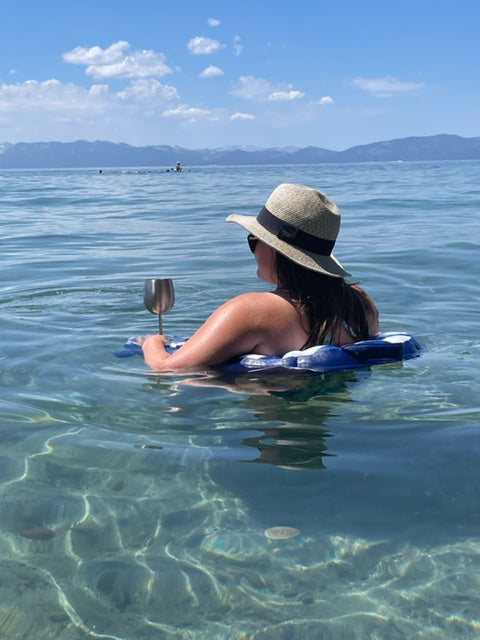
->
[164, 365, 480, 547]
[171, 367, 359, 471]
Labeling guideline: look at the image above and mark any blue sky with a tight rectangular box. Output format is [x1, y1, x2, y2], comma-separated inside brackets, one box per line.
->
[1, 0, 478, 150]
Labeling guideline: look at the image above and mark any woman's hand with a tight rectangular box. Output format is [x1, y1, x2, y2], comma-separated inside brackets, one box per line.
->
[140, 334, 169, 370]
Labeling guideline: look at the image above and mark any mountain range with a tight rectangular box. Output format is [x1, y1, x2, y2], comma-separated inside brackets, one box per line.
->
[0, 134, 479, 169]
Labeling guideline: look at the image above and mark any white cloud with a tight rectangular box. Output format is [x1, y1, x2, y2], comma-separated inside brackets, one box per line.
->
[268, 89, 305, 101]
[318, 96, 334, 104]
[0, 79, 109, 114]
[352, 76, 425, 96]
[0, 75, 180, 141]
[63, 41, 129, 65]
[233, 35, 243, 56]
[117, 78, 178, 101]
[63, 41, 172, 79]
[231, 75, 272, 100]
[87, 52, 171, 79]
[230, 112, 255, 120]
[163, 105, 210, 118]
[232, 76, 304, 103]
[187, 36, 224, 55]
[207, 17, 220, 27]
[89, 84, 110, 97]
[199, 65, 224, 79]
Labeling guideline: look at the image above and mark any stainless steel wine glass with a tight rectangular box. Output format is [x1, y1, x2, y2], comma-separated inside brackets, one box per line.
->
[143, 278, 175, 333]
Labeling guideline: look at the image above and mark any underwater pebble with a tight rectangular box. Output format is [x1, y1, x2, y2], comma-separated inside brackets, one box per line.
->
[20, 528, 55, 540]
[264, 526, 300, 540]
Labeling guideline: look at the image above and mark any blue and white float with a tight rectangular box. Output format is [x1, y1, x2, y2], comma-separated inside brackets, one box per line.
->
[116, 332, 422, 373]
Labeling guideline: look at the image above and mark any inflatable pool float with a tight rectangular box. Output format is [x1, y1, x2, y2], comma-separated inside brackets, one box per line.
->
[115, 333, 422, 374]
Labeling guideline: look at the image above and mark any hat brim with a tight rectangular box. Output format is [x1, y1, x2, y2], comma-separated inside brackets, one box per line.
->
[226, 213, 351, 278]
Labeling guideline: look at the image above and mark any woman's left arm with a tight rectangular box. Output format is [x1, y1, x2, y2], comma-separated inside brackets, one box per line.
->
[140, 292, 271, 371]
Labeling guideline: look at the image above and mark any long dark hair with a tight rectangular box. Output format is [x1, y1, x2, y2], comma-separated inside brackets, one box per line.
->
[276, 252, 378, 348]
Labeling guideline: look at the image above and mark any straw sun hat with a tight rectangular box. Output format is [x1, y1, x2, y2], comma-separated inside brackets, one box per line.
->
[226, 183, 350, 278]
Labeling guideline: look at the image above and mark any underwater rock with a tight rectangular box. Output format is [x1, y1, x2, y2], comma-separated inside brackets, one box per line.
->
[20, 528, 55, 540]
[264, 526, 300, 540]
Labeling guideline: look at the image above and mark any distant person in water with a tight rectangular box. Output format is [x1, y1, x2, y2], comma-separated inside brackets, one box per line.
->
[175, 161, 183, 172]
[139, 183, 380, 371]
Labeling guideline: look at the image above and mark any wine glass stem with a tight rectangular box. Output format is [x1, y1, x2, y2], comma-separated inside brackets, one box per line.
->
[158, 314, 163, 334]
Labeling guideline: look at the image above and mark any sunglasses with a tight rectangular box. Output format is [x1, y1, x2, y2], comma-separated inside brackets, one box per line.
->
[247, 234, 259, 253]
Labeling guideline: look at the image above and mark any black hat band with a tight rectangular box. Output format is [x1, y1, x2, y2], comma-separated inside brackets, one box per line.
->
[257, 206, 335, 256]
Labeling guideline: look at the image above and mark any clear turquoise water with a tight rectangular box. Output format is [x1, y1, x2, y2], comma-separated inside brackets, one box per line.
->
[1, 162, 479, 639]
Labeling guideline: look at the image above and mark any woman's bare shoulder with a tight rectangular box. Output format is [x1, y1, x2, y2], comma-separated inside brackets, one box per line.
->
[222, 290, 297, 317]
[222, 290, 307, 354]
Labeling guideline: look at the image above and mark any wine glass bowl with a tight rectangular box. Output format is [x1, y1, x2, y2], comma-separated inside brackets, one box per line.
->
[143, 278, 175, 333]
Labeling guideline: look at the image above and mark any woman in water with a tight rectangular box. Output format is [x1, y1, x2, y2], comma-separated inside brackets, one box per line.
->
[140, 183, 379, 370]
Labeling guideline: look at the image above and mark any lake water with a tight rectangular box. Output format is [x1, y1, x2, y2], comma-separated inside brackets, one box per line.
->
[1, 162, 479, 639]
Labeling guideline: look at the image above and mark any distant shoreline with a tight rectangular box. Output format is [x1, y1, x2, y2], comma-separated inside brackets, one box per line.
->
[1, 134, 479, 169]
